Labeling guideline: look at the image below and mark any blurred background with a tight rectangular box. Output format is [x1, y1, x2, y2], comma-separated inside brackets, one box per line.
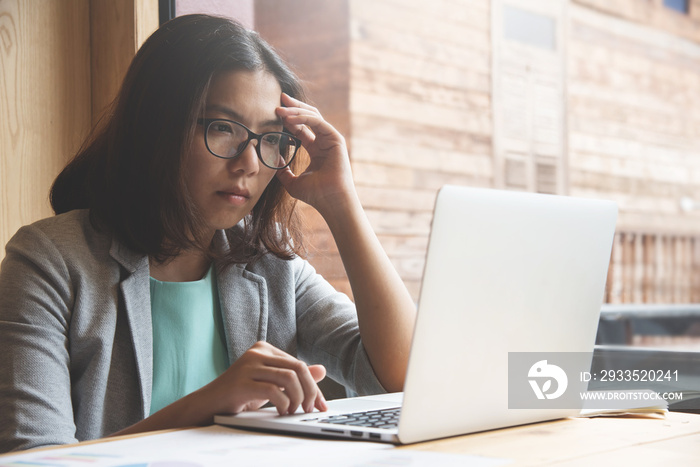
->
[2, 0, 700, 359]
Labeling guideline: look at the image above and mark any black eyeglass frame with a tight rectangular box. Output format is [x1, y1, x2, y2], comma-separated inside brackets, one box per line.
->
[197, 118, 302, 170]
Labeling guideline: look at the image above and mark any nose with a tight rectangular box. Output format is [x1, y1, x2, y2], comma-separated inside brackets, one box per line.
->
[227, 139, 260, 175]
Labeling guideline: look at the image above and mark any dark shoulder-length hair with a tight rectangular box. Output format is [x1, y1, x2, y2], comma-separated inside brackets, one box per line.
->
[50, 14, 306, 264]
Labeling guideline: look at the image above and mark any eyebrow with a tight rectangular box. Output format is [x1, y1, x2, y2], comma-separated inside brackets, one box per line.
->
[206, 105, 282, 129]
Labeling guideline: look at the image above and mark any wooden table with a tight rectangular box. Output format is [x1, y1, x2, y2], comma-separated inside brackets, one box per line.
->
[2, 412, 699, 466]
[404, 411, 700, 466]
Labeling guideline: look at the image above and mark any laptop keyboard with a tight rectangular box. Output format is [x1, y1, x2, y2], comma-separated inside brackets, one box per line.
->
[303, 407, 401, 430]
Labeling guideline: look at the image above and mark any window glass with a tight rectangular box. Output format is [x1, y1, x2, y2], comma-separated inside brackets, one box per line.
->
[663, 0, 689, 14]
[503, 5, 556, 51]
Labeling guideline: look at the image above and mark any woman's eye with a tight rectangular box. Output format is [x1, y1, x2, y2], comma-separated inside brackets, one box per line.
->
[211, 122, 233, 134]
[262, 134, 281, 145]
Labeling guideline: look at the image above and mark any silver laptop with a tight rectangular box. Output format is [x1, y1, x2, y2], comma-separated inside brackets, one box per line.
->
[215, 185, 618, 444]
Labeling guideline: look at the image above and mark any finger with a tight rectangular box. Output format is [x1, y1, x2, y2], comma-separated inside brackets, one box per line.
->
[276, 106, 323, 121]
[295, 362, 324, 413]
[276, 106, 328, 146]
[283, 121, 316, 147]
[308, 365, 328, 412]
[263, 356, 320, 413]
[308, 364, 326, 383]
[281, 114, 337, 141]
[276, 106, 319, 117]
[253, 341, 302, 359]
[250, 344, 322, 414]
[252, 366, 304, 415]
[314, 390, 328, 412]
[275, 166, 297, 189]
[276, 107, 317, 128]
[280, 92, 320, 114]
[253, 381, 291, 415]
[247, 343, 307, 413]
[282, 116, 340, 151]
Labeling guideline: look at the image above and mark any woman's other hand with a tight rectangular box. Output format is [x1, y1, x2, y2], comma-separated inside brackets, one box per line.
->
[275, 93, 357, 217]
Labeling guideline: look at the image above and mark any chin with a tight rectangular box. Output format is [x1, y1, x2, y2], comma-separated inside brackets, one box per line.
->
[212, 214, 248, 231]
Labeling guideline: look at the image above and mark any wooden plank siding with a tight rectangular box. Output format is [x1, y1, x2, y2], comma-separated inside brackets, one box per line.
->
[0, 0, 158, 264]
[568, 3, 700, 236]
[607, 232, 700, 303]
[349, 0, 493, 300]
[4, 1, 700, 304]
[255, 0, 700, 304]
[90, 0, 159, 123]
[0, 0, 91, 262]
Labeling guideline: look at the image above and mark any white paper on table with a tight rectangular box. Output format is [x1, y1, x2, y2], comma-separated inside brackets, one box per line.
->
[0, 425, 510, 467]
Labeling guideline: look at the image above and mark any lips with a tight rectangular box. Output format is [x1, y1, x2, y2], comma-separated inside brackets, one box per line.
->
[219, 187, 250, 199]
[217, 187, 251, 206]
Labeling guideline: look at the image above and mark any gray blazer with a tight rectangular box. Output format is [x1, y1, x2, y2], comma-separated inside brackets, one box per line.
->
[0, 210, 384, 453]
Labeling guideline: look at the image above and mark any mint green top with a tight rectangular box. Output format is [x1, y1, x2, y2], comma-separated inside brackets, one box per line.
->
[149, 266, 230, 415]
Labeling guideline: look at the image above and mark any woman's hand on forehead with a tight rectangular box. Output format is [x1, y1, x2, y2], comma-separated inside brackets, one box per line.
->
[274, 93, 358, 217]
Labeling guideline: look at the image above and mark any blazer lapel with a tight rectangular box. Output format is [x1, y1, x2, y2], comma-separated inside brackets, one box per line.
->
[109, 238, 153, 418]
[105, 228, 269, 418]
[213, 231, 269, 364]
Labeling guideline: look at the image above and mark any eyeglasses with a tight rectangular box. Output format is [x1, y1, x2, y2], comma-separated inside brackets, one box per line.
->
[197, 118, 301, 169]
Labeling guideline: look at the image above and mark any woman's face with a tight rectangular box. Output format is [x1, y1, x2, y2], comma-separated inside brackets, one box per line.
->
[185, 69, 282, 234]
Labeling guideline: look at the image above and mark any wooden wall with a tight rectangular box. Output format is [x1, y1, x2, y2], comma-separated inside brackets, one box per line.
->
[574, 0, 700, 43]
[607, 232, 700, 303]
[0, 0, 158, 263]
[176, 0, 254, 29]
[256, 0, 493, 300]
[568, 1, 700, 235]
[0, 0, 91, 261]
[348, 0, 493, 299]
[91, 0, 159, 122]
[3, 1, 699, 303]
[256, 0, 700, 304]
[567, 1, 700, 303]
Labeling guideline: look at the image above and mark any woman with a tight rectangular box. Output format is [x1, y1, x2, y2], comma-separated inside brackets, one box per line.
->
[0, 15, 415, 452]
